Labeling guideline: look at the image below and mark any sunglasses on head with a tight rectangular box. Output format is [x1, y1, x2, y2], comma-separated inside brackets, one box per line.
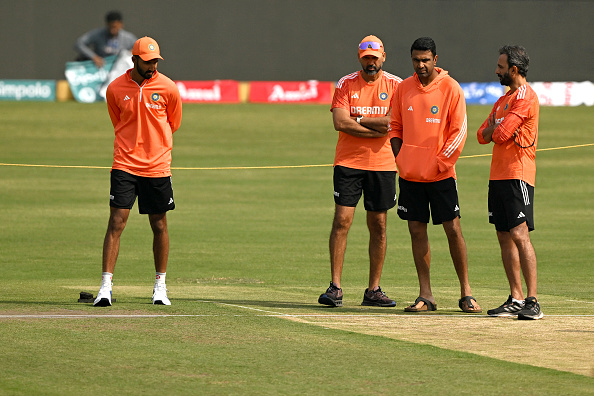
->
[359, 41, 382, 50]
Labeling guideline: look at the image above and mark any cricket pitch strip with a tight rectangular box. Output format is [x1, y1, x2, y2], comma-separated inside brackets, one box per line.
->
[285, 314, 594, 377]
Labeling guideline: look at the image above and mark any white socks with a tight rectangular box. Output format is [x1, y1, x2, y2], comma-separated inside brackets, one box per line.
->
[99, 272, 165, 290]
[155, 272, 166, 286]
[101, 272, 113, 289]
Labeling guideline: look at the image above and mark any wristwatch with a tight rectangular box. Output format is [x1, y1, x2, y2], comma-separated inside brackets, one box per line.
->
[356, 115, 363, 124]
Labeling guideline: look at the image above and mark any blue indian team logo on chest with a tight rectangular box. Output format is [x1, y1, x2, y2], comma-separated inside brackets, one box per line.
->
[504, 103, 508, 110]
[379, 92, 388, 101]
[431, 105, 439, 114]
[151, 93, 160, 101]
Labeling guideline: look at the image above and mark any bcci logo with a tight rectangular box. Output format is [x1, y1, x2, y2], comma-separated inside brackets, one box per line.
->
[379, 92, 388, 101]
[151, 93, 160, 101]
[148, 44, 156, 51]
[431, 106, 439, 114]
[504, 104, 508, 110]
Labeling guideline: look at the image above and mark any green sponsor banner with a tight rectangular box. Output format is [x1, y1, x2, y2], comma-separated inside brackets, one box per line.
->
[0, 80, 56, 101]
[64, 56, 116, 103]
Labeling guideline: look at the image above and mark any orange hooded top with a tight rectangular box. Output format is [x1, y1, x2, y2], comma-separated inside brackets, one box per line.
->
[388, 68, 467, 182]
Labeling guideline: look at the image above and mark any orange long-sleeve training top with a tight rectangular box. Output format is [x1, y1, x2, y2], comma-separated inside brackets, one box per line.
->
[106, 69, 182, 177]
[388, 68, 467, 182]
[477, 84, 539, 186]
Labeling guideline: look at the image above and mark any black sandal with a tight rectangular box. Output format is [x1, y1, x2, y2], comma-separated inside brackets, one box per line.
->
[404, 296, 437, 312]
[459, 296, 482, 313]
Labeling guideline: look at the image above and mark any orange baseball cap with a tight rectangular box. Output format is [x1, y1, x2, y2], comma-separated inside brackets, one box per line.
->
[358, 35, 384, 58]
[132, 36, 164, 61]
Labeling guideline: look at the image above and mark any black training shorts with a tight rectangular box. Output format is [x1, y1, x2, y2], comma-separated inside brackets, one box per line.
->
[109, 169, 175, 215]
[488, 179, 534, 232]
[333, 165, 396, 212]
[397, 177, 460, 224]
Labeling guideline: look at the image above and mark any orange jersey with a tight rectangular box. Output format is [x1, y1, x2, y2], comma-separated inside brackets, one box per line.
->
[106, 69, 182, 177]
[388, 68, 467, 182]
[477, 84, 539, 186]
[331, 70, 402, 171]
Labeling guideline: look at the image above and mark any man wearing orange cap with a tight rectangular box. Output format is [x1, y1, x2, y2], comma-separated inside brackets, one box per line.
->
[318, 35, 402, 307]
[94, 36, 182, 307]
[388, 37, 481, 313]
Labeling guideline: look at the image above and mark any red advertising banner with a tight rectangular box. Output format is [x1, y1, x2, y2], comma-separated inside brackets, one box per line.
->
[249, 80, 333, 104]
[175, 80, 239, 103]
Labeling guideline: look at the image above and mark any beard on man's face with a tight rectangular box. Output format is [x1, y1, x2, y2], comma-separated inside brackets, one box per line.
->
[498, 70, 512, 86]
[364, 65, 381, 76]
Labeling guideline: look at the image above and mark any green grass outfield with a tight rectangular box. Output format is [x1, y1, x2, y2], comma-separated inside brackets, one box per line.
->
[1, 102, 593, 395]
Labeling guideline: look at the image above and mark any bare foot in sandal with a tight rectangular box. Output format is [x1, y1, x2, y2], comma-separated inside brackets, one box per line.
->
[404, 296, 437, 312]
[459, 296, 482, 313]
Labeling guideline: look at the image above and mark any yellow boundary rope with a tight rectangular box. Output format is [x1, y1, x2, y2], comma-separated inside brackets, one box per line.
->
[1, 143, 592, 171]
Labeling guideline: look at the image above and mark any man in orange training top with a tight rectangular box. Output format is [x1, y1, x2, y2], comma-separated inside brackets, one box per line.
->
[389, 37, 481, 313]
[477, 45, 542, 320]
[94, 36, 182, 307]
[318, 35, 402, 307]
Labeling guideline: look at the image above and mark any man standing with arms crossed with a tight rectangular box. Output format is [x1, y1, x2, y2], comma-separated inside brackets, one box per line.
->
[318, 35, 402, 307]
[477, 45, 542, 320]
[94, 36, 182, 306]
[389, 37, 481, 313]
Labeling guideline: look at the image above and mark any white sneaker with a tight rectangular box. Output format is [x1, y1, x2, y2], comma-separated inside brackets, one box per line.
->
[152, 283, 171, 305]
[93, 284, 112, 307]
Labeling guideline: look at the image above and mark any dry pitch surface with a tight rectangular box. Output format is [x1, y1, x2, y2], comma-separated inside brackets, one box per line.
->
[286, 313, 593, 377]
[210, 298, 594, 378]
[3, 288, 593, 379]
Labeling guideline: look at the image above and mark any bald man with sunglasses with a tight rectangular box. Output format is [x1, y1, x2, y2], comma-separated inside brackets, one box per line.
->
[318, 35, 402, 308]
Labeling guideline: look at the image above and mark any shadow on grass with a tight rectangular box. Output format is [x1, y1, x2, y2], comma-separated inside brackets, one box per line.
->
[177, 297, 408, 314]
[0, 298, 460, 316]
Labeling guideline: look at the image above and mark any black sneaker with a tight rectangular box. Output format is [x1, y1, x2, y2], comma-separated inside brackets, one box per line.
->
[487, 295, 524, 317]
[361, 286, 396, 307]
[518, 297, 544, 320]
[318, 282, 343, 307]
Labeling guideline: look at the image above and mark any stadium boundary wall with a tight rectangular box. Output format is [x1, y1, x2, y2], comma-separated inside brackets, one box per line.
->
[2, 0, 593, 83]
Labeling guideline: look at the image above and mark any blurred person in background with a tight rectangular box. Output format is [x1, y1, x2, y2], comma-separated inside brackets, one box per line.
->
[74, 10, 137, 68]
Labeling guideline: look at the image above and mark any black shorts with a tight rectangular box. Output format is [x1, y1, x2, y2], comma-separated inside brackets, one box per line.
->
[488, 179, 534, 232]
[333, 165, 396, 212]
[397, 177, 460, 225]
[109, 169, 175, 215]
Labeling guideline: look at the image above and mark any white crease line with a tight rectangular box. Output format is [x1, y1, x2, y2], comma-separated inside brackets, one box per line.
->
[197, 300, 290, 316]
[2, 314, 593, 319]
[568, 300, 594, 304]
[0, 314, 217, 319]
